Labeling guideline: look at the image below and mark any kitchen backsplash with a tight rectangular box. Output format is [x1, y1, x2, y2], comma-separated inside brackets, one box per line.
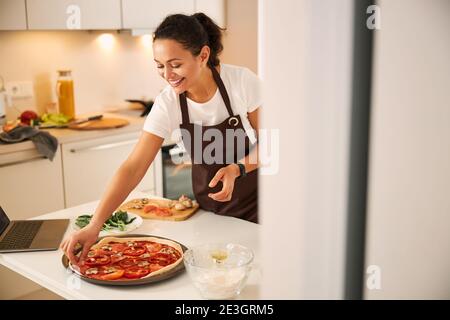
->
[0, 31, 168, 118]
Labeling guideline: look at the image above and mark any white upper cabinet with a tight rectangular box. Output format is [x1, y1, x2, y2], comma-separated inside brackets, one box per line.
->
[122, 0, 195, 30]
[0, 0, 27, 30]
[1, 0, 225, 31]
[122, 0, 225, 30]
[26, 0, 121, 30]
[195, 0, 226, 28]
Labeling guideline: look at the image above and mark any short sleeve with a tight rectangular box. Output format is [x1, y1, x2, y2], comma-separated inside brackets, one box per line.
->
[142, 96, 170, 139]
[241, 68, 262, 113]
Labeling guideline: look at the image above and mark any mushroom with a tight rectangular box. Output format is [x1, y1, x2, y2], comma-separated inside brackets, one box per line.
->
[174, 203, 186, 211]
[179, 194, 190, 202]
[182, 200, 193, 208]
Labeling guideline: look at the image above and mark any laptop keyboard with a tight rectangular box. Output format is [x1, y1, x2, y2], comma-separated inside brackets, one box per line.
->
[0, 221, 43, 250]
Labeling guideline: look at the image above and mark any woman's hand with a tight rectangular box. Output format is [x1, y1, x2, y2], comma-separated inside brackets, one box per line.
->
[208, 164, 240, 202]
[60, 223, 101, 265]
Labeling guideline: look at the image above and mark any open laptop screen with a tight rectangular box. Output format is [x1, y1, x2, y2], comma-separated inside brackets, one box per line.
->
[0, 207, 11, 235]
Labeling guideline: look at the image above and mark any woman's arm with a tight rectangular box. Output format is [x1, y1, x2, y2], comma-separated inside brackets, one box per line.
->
[61, 131, 164, 263]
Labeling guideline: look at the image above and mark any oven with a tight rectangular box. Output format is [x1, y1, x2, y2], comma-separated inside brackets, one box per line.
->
[158, 144, 194, 200]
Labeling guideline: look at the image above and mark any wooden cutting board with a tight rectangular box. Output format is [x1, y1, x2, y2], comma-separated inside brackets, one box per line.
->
[118, 198, 200, 221]
[68, 118, 129, 130]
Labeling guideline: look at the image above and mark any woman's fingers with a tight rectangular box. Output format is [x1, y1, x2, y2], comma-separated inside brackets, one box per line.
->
[209, 189, 229, 201]
[79, 246, 89, 263]
[66, 237, 79, 265]
[208, 168, 225, 188]
[59, 238, 67, 251]
[209, 181, 233, 201]
[79, 240, 94, 262]
[208, 166, 238, 201]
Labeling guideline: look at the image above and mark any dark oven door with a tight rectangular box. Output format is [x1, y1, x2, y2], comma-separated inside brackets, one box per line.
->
[161, 144, 194, 200]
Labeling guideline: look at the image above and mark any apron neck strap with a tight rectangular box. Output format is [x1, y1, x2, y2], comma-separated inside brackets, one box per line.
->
[179, 63, 234, 124]
[209, 63, 234, 117]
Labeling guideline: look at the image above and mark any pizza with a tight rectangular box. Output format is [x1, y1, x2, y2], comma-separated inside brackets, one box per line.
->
[71, 236, 184, 281]
[119, 195, 199, 221]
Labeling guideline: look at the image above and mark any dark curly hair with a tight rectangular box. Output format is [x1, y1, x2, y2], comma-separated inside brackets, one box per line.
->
[153, 13, 225, 67]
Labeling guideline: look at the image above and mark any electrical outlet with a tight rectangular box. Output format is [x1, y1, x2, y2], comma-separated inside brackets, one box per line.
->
[5, 81, 34, 99]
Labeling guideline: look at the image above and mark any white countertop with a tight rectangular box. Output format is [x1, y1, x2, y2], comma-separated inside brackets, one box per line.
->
[0, 191, 261, 300]
[0, 110, 176, 156]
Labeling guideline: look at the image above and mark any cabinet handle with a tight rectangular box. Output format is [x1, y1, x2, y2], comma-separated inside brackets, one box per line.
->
[70, 139, 138, 153]
[0, 155, 47, 168]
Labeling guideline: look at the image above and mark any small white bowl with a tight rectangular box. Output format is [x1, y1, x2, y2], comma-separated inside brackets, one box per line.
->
[183, 243, 254, 300]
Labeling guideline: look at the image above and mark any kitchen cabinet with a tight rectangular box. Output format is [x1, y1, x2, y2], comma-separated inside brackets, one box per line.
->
[122, 0, 225, 30]
[0, 148, 65, 220]
[122, 0, 195, 29]
[1, 0, 225, 31]
[0, 0, 27, 30]
[61, 132, 155, 207]
[26, 0, 121, 30]
[195, 0, 226, 28]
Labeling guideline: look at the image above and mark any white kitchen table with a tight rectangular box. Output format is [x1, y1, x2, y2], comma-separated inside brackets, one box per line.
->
[0, 192, 261, 300]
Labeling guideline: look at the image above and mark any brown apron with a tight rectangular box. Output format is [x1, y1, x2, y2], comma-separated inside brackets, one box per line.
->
[178, 64, 258, 223]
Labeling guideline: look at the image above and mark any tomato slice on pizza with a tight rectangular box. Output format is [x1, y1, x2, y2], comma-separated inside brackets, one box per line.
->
[123, 246, 146, 256]
[83, 254, 111, 267]
[118, 258, 139, 269]
[143, 205, 173, 217]
[123, 266, 151, 279]
[145, 242, 162, 253]
[85, 266, 125, 281]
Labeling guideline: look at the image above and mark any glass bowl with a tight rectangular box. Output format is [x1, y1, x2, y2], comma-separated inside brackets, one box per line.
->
[183, 243, 254, 299]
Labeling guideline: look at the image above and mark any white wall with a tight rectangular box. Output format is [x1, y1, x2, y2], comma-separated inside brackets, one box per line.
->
[222, 0, 258, 73]
[364, 0, 450, 299]
[259, 0, 355, 299]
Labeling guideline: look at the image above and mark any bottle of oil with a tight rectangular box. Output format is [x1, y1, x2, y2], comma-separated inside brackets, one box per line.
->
[56, 70, 75, 120]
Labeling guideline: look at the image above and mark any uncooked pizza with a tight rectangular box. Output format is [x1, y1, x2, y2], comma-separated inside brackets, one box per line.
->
[71, 236, 183, 281]
[119, 195, 199, 221]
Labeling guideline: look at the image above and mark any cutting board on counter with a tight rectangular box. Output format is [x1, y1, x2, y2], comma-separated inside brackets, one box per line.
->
[68, 118, 129, 130]
[118, 198, 200, 221]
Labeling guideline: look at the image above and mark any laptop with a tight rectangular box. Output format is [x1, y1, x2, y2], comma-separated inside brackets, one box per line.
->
[0, 206, 69, 253]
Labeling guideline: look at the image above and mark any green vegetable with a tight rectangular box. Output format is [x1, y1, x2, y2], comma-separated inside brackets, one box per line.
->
[75, 211, 135, 232]
[40, 113, 71, 125]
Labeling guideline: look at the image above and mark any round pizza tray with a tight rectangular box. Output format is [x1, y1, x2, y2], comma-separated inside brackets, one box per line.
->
[62, 234, 188, 286]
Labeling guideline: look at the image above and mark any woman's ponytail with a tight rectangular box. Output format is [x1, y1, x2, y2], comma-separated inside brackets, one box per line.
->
[154, 13, 225, 66]
[191, 12, 224, 66]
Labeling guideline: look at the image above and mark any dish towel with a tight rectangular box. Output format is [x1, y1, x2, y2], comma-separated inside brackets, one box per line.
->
[0, 126, 59, 161]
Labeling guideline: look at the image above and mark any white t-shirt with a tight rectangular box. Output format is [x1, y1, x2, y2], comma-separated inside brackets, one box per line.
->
[143, 63, 261, 146]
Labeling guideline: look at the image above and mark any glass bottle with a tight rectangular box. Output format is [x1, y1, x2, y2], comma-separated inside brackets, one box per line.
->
[56, 70, 75, 120]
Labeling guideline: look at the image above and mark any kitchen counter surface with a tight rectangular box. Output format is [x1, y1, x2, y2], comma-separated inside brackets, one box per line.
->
[0, 110, 175, 155]
[0, 191, 261, 300]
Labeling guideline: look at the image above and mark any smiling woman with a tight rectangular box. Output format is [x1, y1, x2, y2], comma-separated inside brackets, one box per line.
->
[61, 12, 262, 266]
[146, 13, 261, 222]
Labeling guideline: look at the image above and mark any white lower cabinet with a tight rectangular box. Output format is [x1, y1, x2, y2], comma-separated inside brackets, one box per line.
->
[0, 148, 65, 220]
[61, 132, 155, 207]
